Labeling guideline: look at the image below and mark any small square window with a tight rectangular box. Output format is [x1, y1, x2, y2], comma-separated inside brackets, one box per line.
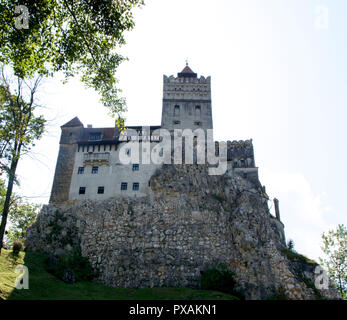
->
[194, 121, 202, 126]
[79, 187, 86, 195]
[133, 183, 139, 191]
[78, 167, 84, 174]
[97, 186, 104, 194]
[173, 120, 181, 125]
[92, 166, 98, 174]
[132, 164, 139, 171]
[121, 182, 127, 190]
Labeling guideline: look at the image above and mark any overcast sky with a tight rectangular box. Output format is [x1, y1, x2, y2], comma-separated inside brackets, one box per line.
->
[13, 0, 346, 262]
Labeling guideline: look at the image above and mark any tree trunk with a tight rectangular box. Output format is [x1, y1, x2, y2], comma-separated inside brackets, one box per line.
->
[0, 158, 18, 255]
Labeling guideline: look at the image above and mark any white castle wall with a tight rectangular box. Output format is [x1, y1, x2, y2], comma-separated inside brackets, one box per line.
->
[69, 141, 162, 201]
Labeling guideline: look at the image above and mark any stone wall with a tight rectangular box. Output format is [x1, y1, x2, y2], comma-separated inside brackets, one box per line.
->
[27, 164, 341, 300]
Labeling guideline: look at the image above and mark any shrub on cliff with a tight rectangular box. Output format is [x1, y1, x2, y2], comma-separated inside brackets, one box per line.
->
[45, 248, 94, 284]
[200, 264, 244, 299]
[12, 239, 23, 256]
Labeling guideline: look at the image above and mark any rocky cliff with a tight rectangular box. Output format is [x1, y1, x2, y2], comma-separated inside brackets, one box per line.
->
[25, 164, 341, 300]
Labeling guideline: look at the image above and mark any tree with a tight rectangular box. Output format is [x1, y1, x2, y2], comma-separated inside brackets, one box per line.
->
[0, 0, 144, 123]
[7, 201, 40, 245]
[0, 69, 45, 254]
[320, 224, 347, 299]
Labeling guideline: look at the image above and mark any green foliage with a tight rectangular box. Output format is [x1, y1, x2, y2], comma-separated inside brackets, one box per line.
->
[0, 176, 39, 245]
[0, 0, 144, 120]
[0, 178, 6, 213]
[287, 239, 294, 251]
[12, 239, 23, 255]
[0, 250, 238, 300]
[45, 248, 94, 283]
[281, 247, 317, 265]
[199, 264, 244, 299]
[0, 72, 45, 168]
[319, 224, 347, 298]
[0, 70, 45, 254]
[7, 201, 40, 244]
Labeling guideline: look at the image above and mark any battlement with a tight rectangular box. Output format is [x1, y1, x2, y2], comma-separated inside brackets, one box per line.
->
[227, 139, 253, 149]
[163, 75, 211, 84]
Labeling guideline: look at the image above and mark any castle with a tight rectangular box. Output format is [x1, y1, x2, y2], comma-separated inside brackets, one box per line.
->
[50, 64, 260, 204]
[26, 65, 343, 299]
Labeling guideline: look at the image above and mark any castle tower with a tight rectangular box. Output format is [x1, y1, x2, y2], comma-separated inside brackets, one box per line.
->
[49, 117, 84, 204]
[161, 64, 213, 132]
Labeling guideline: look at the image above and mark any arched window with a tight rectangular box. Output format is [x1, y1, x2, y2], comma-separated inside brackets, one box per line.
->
[174, 105, 180, 116]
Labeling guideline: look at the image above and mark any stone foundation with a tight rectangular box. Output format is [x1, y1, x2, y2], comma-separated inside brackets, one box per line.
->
[26, 164, 341, 300]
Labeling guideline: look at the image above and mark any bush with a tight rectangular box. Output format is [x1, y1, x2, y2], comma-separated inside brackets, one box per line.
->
[12, 239, 23, 255]
[287, 239, 294, 251]
[45, 248, 94, 283]
[200, 264, 244, 299]
[281, 248, 317, 265]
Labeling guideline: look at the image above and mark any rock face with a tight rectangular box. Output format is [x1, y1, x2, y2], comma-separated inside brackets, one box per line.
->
[26, 164, 341, 300]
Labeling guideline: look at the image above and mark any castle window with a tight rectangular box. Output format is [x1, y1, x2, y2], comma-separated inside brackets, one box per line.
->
[89, 132, 102, 141]
[79, 187, 86, 195]
[126, 148, 131, 156]
[132, 164, 139, 171]
[174, 105, 180, 116]
[97, 186, 104, 194]
[133, 183, 139, 191]
[241, 159, 246, 167]
[78, 167, 84, 174]
[92, 166, 98, 174]
[173, 120, 180, 125]
[195, 105, 201, 117]
[194, 121, 202, 126]
[121, 182, 127, 190]
[243, 172, 248, 179]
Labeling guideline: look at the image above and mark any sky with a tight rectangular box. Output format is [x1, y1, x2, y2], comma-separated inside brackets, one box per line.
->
[12, 0, 347, 262]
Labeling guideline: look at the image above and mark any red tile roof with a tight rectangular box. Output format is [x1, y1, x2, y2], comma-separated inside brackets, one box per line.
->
[178, 64, 197, 78]
[180, 65, 195, 74]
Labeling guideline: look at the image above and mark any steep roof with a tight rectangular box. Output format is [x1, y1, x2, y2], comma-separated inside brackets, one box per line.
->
[61, 117, 84, 128]
[177, 64, 197, 78]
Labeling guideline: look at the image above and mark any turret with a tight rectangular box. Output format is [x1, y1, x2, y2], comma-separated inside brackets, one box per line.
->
[49, 117, 84, 205]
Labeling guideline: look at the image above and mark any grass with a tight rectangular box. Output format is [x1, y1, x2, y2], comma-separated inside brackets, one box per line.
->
[281, 248, 318, 265]
[0, 249, 238, 300]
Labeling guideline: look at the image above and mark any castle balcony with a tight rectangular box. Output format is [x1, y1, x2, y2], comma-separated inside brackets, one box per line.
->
[83, 152, 110, 165]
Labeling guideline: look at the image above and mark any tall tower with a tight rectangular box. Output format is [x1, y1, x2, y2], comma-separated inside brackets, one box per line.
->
[161, 64, 213, 131]
[49, 117, 84, 205]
